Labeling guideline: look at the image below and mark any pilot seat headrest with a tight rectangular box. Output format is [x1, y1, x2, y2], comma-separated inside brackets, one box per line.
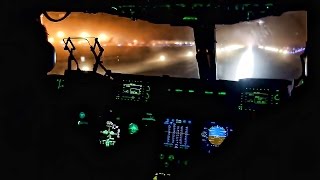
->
[23, 21, 56, 75]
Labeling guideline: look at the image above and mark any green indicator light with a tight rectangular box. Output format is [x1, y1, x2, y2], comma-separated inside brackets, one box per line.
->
[205, 91, 213, 95]
[176, 3, 186, 7]
[183, 16, 198, 21]
[159, 4, 170, 8]
[168, 155, 175, 161]
[79, 112, 86, 119]
[188, 90, 195, 93]
[218, 91, 226, 95]
[128, 123, 139, 135]
[175, 89, 183, 92]
[274, 94, 280, 101]
[116, 117, 121, 121]
[192, 3, 204, 8]
[160, 154, 165, 160]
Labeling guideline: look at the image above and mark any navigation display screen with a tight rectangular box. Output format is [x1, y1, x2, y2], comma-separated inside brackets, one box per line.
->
[116, 79, 151, 102]
[163, 118, 192, 150]
[238, 88, 280, 111]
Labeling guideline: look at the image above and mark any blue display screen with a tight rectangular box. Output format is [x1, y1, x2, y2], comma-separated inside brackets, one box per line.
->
[201, 121, 233, 154]
[163, 118, 192, 150]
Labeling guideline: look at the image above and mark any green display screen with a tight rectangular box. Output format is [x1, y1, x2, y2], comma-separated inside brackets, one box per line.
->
[238, 88, 281, 111]
[116, 79, 151, 102]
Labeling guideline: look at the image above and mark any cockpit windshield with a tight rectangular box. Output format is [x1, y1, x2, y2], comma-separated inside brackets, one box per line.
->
[44, 11, 306, 81]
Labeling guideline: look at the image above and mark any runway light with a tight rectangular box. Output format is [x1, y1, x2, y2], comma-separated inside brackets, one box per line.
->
[257, 19, 264, 25]
[264, 46, 279, 52]
[82, 65, 90, 71]
[159, 55, 166, 61]
[99, 33, 108, 41]
[217, 44, 244, 53]
[225, 45, 244, 51]
[57, 31, 65, 38]
[236, 45, 254, 81]
[48, 37, 54, 43]
[282, 50, 289, 54]
[80, 56, 86, 62]
[80, 32, 90, 38]
[186, 51, 194, 57]
[258, 45, 292, 55]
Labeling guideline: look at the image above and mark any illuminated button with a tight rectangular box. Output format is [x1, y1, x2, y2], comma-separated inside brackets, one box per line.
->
[164, 162, 169, 168]
[274, 94, 280, 101]
[205, 91, 213, 95]
[79, 112, 86, 119]
[128, 123, 139, 134]
[159, 154, 165, 160]
[168, 155, 174, 161]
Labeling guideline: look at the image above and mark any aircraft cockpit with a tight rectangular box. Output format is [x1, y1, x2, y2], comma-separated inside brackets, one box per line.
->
[2, 1, 317, 180]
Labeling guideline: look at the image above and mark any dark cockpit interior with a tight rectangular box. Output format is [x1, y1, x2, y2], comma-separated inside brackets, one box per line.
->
[1, 1, 319, 180]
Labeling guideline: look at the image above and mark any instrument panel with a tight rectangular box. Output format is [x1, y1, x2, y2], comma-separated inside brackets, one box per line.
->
[46, 71, 291, 179]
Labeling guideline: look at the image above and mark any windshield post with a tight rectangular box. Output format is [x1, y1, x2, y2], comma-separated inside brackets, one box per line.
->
[193, 25, 217, 81]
